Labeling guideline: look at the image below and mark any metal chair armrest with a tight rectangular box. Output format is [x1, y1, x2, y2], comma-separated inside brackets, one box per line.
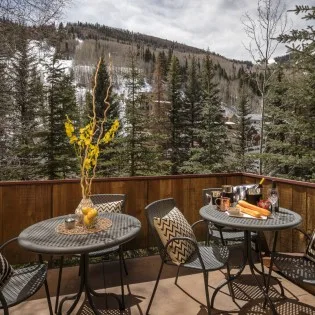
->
[0, 237, 18, 252]
[294, 228, 311, 241]
[191, 219, 207, 230]
[1, 237, 45, 265]
[303, 279, 315, 285]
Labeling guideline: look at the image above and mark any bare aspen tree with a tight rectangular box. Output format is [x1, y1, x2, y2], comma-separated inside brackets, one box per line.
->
[242, 0, 288, 174]
[0, 0, 71, 55]
[0, 0, 71, 25]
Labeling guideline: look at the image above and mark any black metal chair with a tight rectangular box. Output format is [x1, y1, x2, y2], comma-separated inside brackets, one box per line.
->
[145, 198, 229, 314]
[55, 194, 128, 312]
[273, 228, 315, 287]
[0, 237, 53, 315]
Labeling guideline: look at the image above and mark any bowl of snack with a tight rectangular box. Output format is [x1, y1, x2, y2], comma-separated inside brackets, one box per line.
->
[258, 199, 271, 210]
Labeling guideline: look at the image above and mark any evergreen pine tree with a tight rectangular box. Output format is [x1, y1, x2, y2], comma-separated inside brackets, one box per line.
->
[120, 48, 163, 176]
[0, 54, 13, 180]
[185, 56, 202, 148]
[186, 54, 227, 173]
[158, 51, 168, 80]
[8, 25, 43, 179]
[234, 88, 253, 172]
[166, 55, 188, 174]
[39, 55, 78, 179]
[152, 52, 168, 129]
[263, 6, 315, 181]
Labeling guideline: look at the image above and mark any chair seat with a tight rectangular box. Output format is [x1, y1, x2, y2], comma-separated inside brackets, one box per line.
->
[183, 245, 229, 271]
[0, 264, 47, 308]
[73, 245, 120, 258]
[273, 253, 315, 284]
[210, 227, 258, 242]
[88, 245, 120, 258]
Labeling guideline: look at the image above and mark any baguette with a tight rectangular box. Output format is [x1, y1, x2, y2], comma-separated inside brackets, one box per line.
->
[237, 205, 261, 218]
[238, 200, 271, 217]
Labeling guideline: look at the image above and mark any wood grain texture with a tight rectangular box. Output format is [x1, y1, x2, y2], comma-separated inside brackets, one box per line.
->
[0, 173, 314, 264]
[292, 186, 307, 252]
[306, 187, 315, 235]
[278, 183, 293, 252]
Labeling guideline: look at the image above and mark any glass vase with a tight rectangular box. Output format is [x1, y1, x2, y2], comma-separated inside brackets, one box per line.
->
[75, 197, 94, 225]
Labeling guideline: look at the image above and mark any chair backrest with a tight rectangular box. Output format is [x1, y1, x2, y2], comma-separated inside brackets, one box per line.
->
[90, 194, 126, 213]
[202, 188, 222, 206]
[145, 198, 176, 260]
[306, 229, 315, 263]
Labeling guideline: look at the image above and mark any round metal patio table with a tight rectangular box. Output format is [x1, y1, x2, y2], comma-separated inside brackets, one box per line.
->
[200, 205, 302, 315]
[18, 212, 141, 315]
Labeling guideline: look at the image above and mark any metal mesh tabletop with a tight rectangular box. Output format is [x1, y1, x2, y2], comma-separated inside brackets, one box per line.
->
[200, 205, 301, 232]
[18, 213, 141, 255]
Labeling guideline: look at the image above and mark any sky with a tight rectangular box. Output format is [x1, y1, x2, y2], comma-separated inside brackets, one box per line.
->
[64, 0, 311, 61]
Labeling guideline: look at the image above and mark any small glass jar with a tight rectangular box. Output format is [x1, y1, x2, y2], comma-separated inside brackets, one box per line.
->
[64, 216, 76, 229]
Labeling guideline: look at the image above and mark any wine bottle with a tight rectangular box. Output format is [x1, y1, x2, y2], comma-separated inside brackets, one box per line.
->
[246, 178, 265, 205]
[271, 181, 279, 212]
[255, 177, 265, 190]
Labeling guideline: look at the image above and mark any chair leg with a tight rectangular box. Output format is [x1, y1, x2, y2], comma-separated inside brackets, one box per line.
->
[175, 264, 181, 285]
[120, 247, 128, 276]
[226, 262, 235, 302]
[102, 259, 109, 308]
[55, 256, 64, 314]
[38, 254, 53, 315]
[119, 247, 125, 310]
[44, 278, 53, 315]
[202, 270, 211, 314]
[0, 292, 9, 315]
[78, 262, 81, 277]
[146, 260, 165, 315]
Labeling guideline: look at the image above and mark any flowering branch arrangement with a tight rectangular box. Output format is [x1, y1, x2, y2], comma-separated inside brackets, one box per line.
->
[64, 57, 119, 199]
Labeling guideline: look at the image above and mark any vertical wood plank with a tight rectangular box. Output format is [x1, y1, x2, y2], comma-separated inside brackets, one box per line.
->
[278, 183, 293, 252]
[0, 187, 3, 245]
[306, 187, 315, 235]
[52, 182, 82, 217]
[2, 183, 52, 263]
[292, 186, 307, 252]
[123, 179, 148, 249]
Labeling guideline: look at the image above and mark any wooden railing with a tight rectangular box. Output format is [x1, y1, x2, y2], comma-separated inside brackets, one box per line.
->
[1, 173, 314, 264]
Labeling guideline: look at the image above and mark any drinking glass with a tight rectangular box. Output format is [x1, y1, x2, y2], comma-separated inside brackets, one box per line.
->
[267, 188, 278, 215]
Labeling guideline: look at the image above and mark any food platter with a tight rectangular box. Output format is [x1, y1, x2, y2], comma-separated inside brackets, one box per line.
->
[226, 211, 268, 220]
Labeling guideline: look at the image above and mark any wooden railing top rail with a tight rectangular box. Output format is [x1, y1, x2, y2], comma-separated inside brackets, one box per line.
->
[0, 172, 314, 188]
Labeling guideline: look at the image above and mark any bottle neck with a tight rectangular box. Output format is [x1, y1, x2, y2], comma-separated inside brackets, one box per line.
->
[257, 177, 265, 188]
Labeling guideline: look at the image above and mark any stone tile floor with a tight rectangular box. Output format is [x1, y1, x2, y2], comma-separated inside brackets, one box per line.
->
[7, 253, 315, 315]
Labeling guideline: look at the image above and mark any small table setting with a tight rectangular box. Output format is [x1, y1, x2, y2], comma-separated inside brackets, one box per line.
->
[18, 211, 141, 314]
[200, 182, 302, 314]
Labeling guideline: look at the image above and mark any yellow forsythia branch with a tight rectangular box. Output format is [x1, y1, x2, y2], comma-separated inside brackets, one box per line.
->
[64, 56, 119, 198]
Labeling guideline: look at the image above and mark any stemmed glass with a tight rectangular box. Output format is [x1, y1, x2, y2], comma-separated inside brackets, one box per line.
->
[267, 188, 279, 216]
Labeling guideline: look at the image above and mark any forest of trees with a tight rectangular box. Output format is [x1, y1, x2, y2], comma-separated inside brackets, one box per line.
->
[0, 4, 314, 182]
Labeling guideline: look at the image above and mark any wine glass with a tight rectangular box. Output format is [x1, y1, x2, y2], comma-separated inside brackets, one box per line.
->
[267, 188, 278, 216]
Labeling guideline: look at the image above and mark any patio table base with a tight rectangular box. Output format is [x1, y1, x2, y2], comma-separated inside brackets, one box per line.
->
[57, 254, 124, 315]
[211, 230, 285, 315]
